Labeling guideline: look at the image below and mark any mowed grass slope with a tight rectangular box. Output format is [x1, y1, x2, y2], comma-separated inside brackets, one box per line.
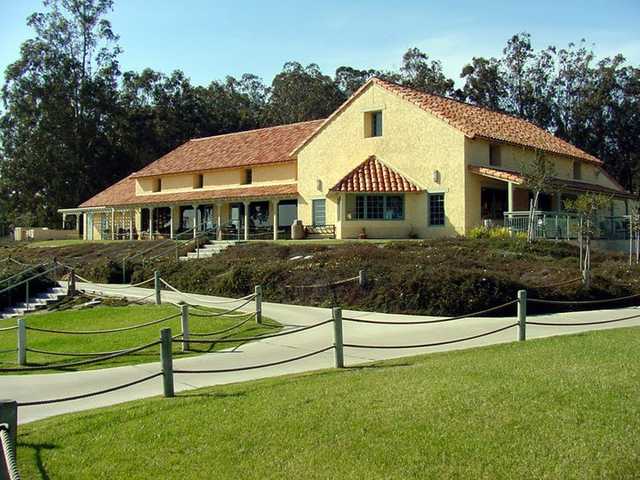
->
[0, 304, 278, 372]
[17, 327, 640, 479]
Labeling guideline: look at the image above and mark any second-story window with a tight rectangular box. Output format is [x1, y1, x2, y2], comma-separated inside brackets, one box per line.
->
[489, 144, 501, 166]
[242, 168, 253, 185]
[365, 110, 383, 138]
[193, 174, 204, 189]
[152, 178, 162, 192]
[573, 161, 582, 180]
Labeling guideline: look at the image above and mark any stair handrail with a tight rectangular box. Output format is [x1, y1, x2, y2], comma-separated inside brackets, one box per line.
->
[147, 226, 217, 262]
[0, 262, 49, 287]
[120, 221, 213, 264]
[0, 261, 66, 296]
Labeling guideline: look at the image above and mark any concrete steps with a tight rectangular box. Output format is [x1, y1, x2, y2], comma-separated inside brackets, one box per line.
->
[0, 285, 68, 319]
[179, 241, 245, 261]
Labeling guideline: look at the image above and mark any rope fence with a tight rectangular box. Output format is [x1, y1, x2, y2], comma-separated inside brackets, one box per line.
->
[159, 278, 257, 305]
[343, 323, 519, 349]
[0, 423, 20, 480]
[342, 300, 517, 326]
[1, 279, 639, 480]
[24, 312, 180, 335]
[0, 340, 161, 372]
[528, 292, 640, 305]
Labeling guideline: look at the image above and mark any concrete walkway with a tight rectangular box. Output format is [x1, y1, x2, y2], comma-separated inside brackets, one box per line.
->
[2, 281, 639, 424]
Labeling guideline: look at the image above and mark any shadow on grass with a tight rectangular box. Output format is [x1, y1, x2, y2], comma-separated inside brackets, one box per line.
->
[175, 391, 246, 400]
[18, 441, 57, 480]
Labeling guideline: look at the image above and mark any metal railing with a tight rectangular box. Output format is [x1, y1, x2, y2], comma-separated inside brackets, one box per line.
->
[503, 212, 631, 241]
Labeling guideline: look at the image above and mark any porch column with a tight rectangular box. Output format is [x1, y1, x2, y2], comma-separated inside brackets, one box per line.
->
[192, 204, 199, 238]
[62, 213, 66, 229]
[76, 214, 81, 237]
[507, 182, 514, 213]
[129, 210, 134, 240]
[111, 208, 116, 240]
[149, 207, 154, 239]
[272, 199, 279, 241]
[169, 206, 175, 239]
[243, 201, 250, 241]
[216, 203, 222, 241]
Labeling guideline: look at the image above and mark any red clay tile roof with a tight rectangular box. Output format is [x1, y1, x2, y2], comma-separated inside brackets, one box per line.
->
[80, 178, 296, 208]
[373, 78, 601, 164]
[80, 175, 138, 208]
[292, 78, 601, 166]
[468, 165, 635, 198]
[331, 156, 421, 193]
[131, 120, 324, 179]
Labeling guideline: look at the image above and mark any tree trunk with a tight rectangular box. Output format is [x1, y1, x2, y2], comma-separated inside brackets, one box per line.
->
[527, 191, 540, 243]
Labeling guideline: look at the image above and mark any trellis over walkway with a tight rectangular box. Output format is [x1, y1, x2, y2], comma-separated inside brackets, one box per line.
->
[59, 195, 296, 242]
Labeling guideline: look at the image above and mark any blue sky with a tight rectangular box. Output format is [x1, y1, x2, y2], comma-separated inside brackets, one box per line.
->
[1, 0, 639, 88]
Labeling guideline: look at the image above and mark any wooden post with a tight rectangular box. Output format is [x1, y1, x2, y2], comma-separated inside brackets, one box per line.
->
[358, 269, 367, 288]
[332, 307, 344, 368]
[517, 290, 527, 342]
[69, 269, 76, 296]
[0, 399, 18, 463]
[160, 328, 174, 398]
[154, 270, 161, 305]
[255, 285, 262, 324]
[17, 319, 26, 366]
[25, 280, 29, 310]
[180, 304, 190, 352]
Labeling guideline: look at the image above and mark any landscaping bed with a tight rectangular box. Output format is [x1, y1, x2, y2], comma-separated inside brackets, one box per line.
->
[15, 326, 640, 479]
[3, 238, 640, 316]
[138, 239, 640, 316]
[0, 303, 279, 372]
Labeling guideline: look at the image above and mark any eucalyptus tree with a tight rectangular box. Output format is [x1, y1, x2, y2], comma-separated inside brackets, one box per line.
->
[0, 0, 121, 225]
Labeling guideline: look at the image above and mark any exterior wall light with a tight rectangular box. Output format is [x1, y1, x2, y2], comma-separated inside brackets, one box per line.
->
[433, 170, 441, 184]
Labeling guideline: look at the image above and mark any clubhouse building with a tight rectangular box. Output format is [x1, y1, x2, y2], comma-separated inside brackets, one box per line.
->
[60, 78, 635, 241]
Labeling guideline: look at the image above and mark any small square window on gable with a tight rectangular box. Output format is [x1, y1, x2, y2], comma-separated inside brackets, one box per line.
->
[489, 144, 501, 166]
[193, 174, 204, 189]
[364, 110, 383, 138]
[152, 178, 161, 192]
[242, 168, 253, 185]
[573, 161, 582, 180]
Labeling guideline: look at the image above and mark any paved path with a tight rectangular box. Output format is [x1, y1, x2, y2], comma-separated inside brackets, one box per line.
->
[2, 281, 639, 424]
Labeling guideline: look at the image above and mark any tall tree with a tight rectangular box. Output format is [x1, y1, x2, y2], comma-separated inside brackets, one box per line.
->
[399, 47, 454, 96]
[264, 62, 345, 125]
[459, 57, 506, 110]
[0, 0, 121, 225]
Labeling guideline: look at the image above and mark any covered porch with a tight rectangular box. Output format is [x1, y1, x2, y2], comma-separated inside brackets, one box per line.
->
[468, 165, 635, 240]
[60, 193, 298, 242]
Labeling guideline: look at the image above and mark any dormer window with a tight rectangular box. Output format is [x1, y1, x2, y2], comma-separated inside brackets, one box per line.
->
[573, 161, 582, 180]
[242, 168, 253, 185]
[193, 174, 204, 189]
[152, 178, 162, 192]
[365, 110, 383, 138]
[489, 144, 501, 166]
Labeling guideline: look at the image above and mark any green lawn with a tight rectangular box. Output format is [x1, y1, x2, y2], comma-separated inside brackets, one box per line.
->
[15, 327, 640, 479]
[0, 304, 278, 372]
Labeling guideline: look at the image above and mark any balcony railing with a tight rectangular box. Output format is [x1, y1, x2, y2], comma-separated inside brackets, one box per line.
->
[503, 211, 631, 241]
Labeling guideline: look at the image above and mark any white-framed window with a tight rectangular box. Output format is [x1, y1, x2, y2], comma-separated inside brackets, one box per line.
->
[193, 174, 204, 189]
[573, 161, 582, 180]
[428, 193, 445, 226]
[489, 144, 501, 166]
[312, 199, 326, 226]
[364, 110, 383, 138]
[346, 194, 404, 220]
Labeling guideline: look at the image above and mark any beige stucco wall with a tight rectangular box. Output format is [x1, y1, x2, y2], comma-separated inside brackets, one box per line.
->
[135, 162, 297, 197]
[465, 138, 631, 226]
[296, 83, 467, 239]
